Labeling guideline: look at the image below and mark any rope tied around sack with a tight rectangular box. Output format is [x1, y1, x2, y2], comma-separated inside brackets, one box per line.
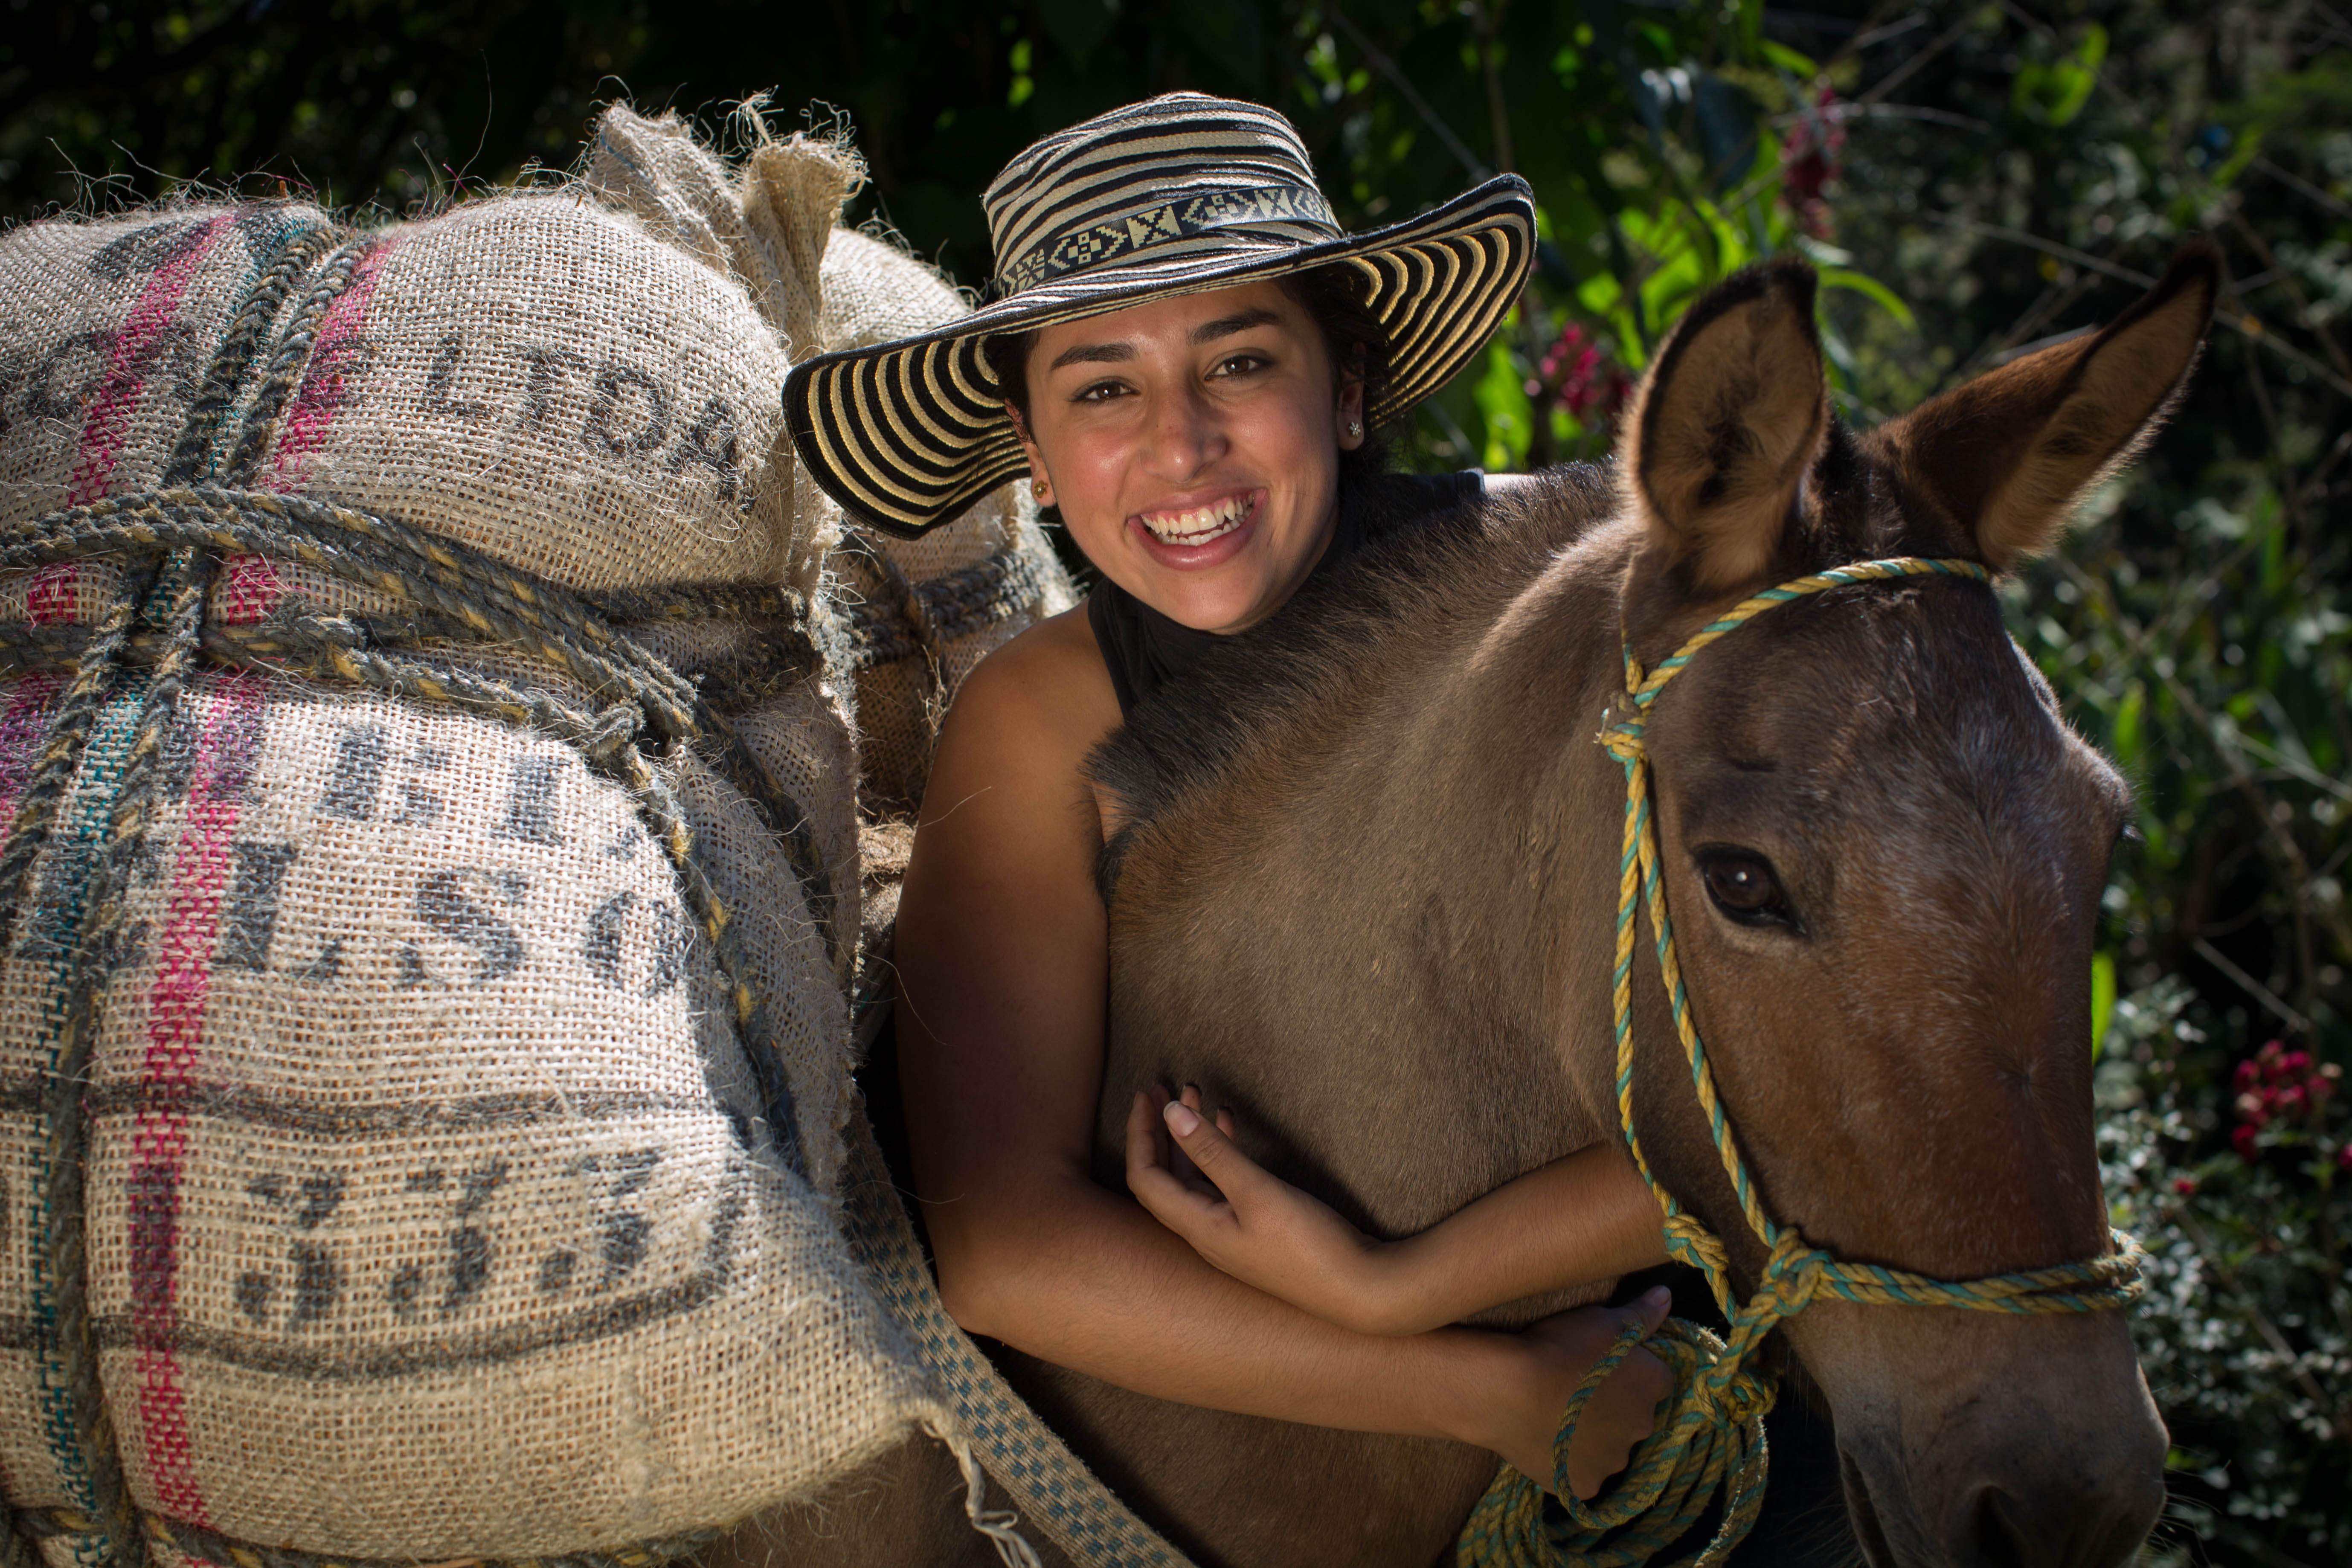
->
[1461, 558, 2146, 1568]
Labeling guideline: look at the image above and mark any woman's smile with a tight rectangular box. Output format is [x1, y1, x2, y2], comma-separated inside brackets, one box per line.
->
[1129, 487, 1264, 569]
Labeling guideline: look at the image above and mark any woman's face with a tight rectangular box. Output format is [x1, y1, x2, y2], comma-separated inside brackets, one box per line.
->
[1011, 280, 1365, 634]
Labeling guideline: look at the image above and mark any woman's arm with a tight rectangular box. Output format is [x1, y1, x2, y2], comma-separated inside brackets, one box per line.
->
[891, 611, 1668, 1495]
[1131, 1092, 1669, 1337]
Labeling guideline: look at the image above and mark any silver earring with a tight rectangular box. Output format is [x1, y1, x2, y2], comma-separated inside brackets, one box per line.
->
[1346, 420, 1363, 438]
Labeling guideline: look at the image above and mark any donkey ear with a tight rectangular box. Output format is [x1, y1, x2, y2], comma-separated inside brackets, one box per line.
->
[1624, 259, 1827, 595]
[1878, 241, 2219, 571]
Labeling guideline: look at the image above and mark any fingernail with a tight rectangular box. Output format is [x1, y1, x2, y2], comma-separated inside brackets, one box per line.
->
[1643, 1286, 1671, 1307]
[1165, 1103, 1202, 1136]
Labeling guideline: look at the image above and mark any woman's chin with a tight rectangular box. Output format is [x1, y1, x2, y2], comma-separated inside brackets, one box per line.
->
[1117, 514, 1275, 631]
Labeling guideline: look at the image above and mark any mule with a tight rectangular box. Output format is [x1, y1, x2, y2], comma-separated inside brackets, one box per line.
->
[705, 245, 2217, 1568]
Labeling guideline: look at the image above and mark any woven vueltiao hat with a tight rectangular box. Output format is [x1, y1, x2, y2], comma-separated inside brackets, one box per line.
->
[784, 92, 1535, 537]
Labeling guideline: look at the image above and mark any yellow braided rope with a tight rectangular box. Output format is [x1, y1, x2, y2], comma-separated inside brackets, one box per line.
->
[1460, 558, 2144, 1568]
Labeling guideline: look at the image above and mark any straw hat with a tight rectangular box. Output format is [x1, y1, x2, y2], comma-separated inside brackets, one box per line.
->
[784, 92, 1534, 537]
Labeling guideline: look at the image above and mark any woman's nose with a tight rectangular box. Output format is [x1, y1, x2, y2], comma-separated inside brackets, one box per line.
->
[1141, 386, 1225, 479]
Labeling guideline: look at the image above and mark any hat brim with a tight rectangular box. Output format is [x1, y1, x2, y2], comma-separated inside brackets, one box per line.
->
[784, 175, 1535, 538]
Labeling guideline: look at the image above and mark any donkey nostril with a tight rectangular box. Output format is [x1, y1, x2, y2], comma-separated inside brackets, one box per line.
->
[1965, 1484, 2036, 1567]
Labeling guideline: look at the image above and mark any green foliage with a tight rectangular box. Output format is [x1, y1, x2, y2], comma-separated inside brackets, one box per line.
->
[5, 3, 2347, 1560]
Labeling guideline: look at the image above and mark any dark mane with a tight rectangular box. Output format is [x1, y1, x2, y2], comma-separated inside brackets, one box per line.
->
[1086, 463, 1618, 899]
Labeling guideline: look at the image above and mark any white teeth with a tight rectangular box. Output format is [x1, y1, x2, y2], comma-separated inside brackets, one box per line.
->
[1141, 494, 1251, 543]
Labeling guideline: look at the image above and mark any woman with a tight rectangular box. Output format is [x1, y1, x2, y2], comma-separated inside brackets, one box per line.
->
[784, 93, 1672, 1498]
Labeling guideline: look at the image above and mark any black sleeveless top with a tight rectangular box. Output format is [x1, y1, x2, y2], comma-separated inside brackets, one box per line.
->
[1085, 470, 1484, 722]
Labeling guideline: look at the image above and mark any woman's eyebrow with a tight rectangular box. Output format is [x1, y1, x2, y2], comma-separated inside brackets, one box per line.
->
[1188, 307, 1281, 344]
[1048, 341, 1134, 370]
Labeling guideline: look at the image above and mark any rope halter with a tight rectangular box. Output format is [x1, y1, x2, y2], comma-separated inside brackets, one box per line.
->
[1460, 557, 2145, 1568]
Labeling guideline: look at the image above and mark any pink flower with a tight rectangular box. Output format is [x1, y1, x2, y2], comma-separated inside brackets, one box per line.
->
[2171, 1176, 2197, 1196]
[2338, 1142, 2352, 1172]
[1525, 322, 1626, 428]
[2233, 1124, 2260, 1161]
[1781, 86, 1847, 239]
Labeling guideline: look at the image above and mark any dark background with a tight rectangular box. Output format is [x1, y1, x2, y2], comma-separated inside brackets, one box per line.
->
[4, 3, 2347, 1562]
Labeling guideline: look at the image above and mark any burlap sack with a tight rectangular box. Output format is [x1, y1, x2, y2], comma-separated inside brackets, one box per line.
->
[815, 228, 1076, 1013]
[0, 114, 954, 1568]
[589, 108, 1074, 998]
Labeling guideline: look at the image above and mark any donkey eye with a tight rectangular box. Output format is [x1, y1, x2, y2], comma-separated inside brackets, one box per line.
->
[1697, 851, 1797, 929]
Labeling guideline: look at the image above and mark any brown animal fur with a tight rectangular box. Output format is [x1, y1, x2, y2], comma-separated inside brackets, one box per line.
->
[701, 247, 2216, 1568]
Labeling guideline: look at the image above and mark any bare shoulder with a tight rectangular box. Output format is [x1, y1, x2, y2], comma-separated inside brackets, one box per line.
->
[917, 605, 1122, 859]
[931, 607, 1119, 795]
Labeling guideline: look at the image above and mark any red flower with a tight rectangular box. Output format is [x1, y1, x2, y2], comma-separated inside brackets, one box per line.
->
[1781, 86, 1846, 239]
[2233, 1124, 2260, 1161]
[1526, 322, 1626, 427]
[2171, 1176, 2197, 1196]
[2338, 1141, 2352, 1172]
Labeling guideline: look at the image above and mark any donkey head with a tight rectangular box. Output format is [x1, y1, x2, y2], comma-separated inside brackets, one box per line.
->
[1609, 249, 2216, 1568]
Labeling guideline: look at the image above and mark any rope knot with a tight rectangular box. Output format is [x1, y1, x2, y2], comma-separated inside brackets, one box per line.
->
[584, 703, 643, 761]
[1661, 1214, 1730, 1282]
[1598, 719, 1645, 765]
[289, 613, 367, 650]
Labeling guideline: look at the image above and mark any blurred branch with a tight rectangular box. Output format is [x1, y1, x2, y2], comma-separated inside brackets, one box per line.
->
[1465, 0, 1515, 173]
[2218, 719, 2352, 806]
[1847, 12, 1930, 54]
[2171, 1204, 2349, 1442]
[1927, 212, 2352, 400]
[1853, 10, 1978, 108]
[1771, 102, 1990, 131]
[1326, 7, 1491, 180]
[2255, 156, 2352, 224]
[2224, 205, 2352, 383]
[2193, 938, 2314, 1034]
[1926, 210, 2158, 287]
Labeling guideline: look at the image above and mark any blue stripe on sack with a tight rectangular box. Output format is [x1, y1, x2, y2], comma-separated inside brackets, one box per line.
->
[21, 676, 149, 1536]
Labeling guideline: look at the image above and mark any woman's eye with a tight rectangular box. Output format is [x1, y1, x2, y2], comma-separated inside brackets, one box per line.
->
[1208, 353, 1268, 379]
[1698, 852, 1797, 929]
[1074, 380, 1130, 403]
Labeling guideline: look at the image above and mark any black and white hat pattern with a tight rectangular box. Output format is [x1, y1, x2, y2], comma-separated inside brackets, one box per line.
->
[784, 92, 1535, 537]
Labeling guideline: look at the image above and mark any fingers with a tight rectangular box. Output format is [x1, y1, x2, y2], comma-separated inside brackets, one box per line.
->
[1126, 1091, 1227, 1239]
[1626, 1284, 1671, 1335]
[1162, 1092, 1269, 1204]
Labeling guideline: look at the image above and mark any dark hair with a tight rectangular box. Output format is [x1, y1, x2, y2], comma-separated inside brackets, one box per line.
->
[980, 263, 1394, 521]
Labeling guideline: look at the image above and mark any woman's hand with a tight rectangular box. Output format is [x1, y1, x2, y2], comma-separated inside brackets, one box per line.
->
[1125, 1086, 1408, 1334]
[1488, 1289, 1676, 1499]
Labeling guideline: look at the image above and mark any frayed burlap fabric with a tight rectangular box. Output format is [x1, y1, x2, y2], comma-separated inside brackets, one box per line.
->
[818, 228, 1076, 827]
[0, 113, 965, 1568]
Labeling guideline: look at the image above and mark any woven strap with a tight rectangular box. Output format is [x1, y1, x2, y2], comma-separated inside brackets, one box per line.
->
[837, 1101, 1196, 1568]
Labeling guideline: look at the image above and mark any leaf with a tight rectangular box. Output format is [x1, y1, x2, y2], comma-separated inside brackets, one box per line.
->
[1817, 266, 1916, 330]
[2012, 24, 2107, 129]
[1472, 337, 1534, 473]
[2091, 950, 2116, 1060]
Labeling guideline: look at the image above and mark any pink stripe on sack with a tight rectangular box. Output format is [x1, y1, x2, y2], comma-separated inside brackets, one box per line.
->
[24, 568, 81, 625]
[215, 553, 285, 626]
[38, 215, 234, 632]
[131, 677, 265, 1530]
[0, 674, 65, 860]
[70, 215, 232, 506]
[262, 240, 396, 491]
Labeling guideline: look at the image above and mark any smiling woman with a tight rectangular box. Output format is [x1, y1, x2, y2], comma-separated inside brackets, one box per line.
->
[780, 92, 1679, 1548]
